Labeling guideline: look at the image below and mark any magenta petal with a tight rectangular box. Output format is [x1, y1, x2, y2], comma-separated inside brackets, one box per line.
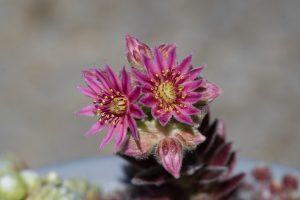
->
[176, 105, 200, 115]
[185, 65, 206, 80]
[121, 67, 131, 95]
[140, 94, 157, 107]
[77, 104, 95, 116]
[105, 65, 121, 91]
[114, 119, 128, 150]
[85, 122, 104, 136]
[177, 54, 192, 74]
[130, 104, 145, 119]
[127, 116, 139, 140]
[185, 92, 203, 104]
[132, 68, 149, 84]
[158, 112, 172, 126]
[156, 137, 183, 178]
[142, 54, 159, 75]
[182, 79, 203, 91]
[83, 77, 102, 94]
[167, 46, 176, 69]
[173, 111, 194, 125]
[77, 86, 97, 99]
[99, 125, 116, 149]
[94, 69, 111, 90]
[151, 105, 162, 119]
[129, 87, 141, 102]
[154, 47, 167, 71]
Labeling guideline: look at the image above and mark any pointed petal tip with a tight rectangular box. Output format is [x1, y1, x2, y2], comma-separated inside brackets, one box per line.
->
[195, 134, 206, 144]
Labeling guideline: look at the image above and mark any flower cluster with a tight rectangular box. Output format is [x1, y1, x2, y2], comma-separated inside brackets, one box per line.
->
[78, 35, 221, 177]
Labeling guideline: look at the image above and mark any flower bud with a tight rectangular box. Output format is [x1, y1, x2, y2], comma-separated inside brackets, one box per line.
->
[121, 133, 157, 158]
[156, 137, 183, 178]
[201, 80, 222, 103]
[175, 131, 205, 150]
[126, 34, 152, 70]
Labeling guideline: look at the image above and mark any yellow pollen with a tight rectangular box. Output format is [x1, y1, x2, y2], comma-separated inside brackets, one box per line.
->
[157, 81, 176, 104]
[109, 96, 127, 114]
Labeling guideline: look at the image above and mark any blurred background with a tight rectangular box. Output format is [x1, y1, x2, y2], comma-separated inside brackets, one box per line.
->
[0, 0, 299, 168]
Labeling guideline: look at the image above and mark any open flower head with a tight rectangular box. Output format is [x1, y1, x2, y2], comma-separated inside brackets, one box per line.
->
[132, 45, 219, 126]
[77, 66, 145, 150]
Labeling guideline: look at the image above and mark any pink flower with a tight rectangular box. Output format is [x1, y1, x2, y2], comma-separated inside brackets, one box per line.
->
[77, 65, 145, 150]
[132, 44, 220, 126]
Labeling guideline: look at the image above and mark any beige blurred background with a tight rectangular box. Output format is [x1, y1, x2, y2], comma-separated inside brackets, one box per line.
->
[0, 0, 299, 168]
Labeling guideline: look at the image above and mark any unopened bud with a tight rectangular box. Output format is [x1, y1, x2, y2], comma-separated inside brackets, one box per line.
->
[156, 137, 183, 178]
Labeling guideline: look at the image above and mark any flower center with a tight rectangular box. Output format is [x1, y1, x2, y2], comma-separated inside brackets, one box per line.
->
[109, 96, 127, 114]
[157, 81, 176, 104]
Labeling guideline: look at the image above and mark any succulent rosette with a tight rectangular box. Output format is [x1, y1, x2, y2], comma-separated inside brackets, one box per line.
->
[78, 66, 145, 149]
[78, 34, 222, 179]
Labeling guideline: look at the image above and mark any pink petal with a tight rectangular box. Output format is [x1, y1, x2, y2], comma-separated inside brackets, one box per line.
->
[130, 104, 145, 119]
[182, 79, 203, 91]
[77, 104, 96, 116]
[167, 46, 176, 69]
[140, 94, 157, 107]
[132, 68, 149, 84]
[176, 105, 200, 115]
[121, 67, 131, 95]
[99, 125, 115, 149]
[142, 54, 159, 76]
[185, 65, 206, 80]
[85, 122, 104, 136]
[154, 47, 167, 71]
[141, 84, 154, 93]
[127, 116, 139, 140]
[156, 137, 183, 178]
[105, 65, 121, 91]
[177, 54, 192, 74]
[94, 70, 111, 91]
[83, 76, 102, 94]
[77, 86, 97, 99]
[184, 92, 203, 104]
[129, 87, 141, 102]
[158, 111, 172, 126]
[114, 119, 128, 150]
[151, 105, 162, 119]
[172, 111, 193, 125]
